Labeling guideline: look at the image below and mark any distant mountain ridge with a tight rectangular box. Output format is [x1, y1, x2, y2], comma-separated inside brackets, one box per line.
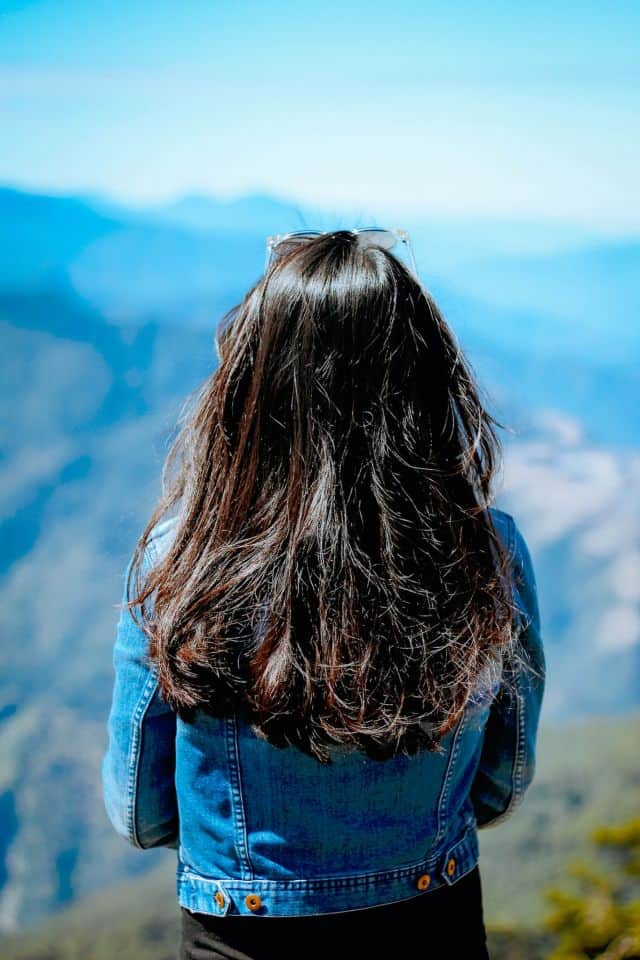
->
[155, 190, 322, 234]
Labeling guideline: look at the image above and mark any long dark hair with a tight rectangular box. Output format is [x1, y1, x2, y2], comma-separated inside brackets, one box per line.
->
[125, 230, 517, 764]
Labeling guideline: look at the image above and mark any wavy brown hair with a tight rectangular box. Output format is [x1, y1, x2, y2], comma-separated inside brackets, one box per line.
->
[125, 229, 518, 764]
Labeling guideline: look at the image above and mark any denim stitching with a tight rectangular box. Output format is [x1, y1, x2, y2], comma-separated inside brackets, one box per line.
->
[434, 710, 468, 848]
[478, 513, 526, 830]
[224, 714, 254, 880]
[126, 670, 159, 848]
[503, 512, 529, 817]
[439, 856, 479, 888]
[121, 529, 170, 848]
[440, 820, 479, 885]
[176, 832, 476, 890]
[488, 675, 526, 827]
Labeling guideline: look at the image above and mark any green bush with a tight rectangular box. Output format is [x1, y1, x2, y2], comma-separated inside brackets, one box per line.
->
[544, 817, 640, 959]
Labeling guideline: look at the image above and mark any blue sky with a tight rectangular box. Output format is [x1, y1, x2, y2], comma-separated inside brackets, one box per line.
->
[1, 0, 638, 230]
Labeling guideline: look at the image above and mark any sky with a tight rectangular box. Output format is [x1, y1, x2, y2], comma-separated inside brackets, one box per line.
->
[1, 0, 639, 231]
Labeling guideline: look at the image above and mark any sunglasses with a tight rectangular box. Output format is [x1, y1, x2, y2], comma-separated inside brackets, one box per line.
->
[264, 227, 420, 278]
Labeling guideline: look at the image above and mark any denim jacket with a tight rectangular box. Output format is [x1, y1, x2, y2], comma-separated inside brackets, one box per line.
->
[101, 506, 544, 917]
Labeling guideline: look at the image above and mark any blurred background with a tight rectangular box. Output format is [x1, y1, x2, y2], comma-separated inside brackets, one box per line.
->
[0, 1, 638, 957]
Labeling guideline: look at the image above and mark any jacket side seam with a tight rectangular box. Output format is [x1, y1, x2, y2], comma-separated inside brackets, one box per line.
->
[126, 670, 159, 848]
[477, 678, 524, 829]
[224, 713, 255, 880]
[506, 512, 528, 814]
[479, 513, 526, 829]
[502, 665, 527, 821]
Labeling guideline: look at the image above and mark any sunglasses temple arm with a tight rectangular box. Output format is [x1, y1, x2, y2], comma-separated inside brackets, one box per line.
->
[402, 236, 420, 279]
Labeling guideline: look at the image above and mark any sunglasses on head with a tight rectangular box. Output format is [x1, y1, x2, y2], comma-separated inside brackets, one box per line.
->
[264, 227, 419, 279]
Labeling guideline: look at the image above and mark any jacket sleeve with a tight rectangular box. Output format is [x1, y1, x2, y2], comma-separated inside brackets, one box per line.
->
[470, 515, 546, 829]
[101, 540, 179, 850]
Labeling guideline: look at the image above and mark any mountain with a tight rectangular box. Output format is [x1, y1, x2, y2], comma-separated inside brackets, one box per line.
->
[0, 189, 120, 290]
[154, 190, 324, 234]
[3, 186, 638, 339]
[438, 241, 640, 364]
[0, 186, 638, 932]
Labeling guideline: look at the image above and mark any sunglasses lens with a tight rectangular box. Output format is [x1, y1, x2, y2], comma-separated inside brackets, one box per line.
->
[357, 229, 419, 278]
[269, 231, 322, 260]
[354, 229, 398, 251]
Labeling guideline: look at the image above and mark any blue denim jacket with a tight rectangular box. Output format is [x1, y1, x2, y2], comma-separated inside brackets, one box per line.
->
[101, 506, 544, 917]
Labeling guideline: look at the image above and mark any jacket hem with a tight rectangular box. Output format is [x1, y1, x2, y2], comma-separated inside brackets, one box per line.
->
[175, 823, 479, 917]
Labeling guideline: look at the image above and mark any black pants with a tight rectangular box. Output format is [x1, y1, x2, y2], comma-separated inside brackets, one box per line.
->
[178, 865, 490, 959]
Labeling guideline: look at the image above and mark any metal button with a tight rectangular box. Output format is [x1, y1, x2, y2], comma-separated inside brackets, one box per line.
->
[245, 893, 262, 912]
[447, 857, 456, 877]
[214, 891, 225, 909]
[416, 873, 431, 891]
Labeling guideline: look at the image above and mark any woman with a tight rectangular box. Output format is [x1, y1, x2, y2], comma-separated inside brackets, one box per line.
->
[102, 228, 545, 960]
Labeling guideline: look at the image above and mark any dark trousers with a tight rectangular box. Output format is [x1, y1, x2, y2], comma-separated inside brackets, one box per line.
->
[178, 865, 490, 959]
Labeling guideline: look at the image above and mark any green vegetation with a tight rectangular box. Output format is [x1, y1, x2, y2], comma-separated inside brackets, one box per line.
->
[544, 817, 640, 959]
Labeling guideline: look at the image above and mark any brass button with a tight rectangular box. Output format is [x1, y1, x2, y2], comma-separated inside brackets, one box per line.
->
[447, 857, 456, 877]
[245, 893, 262, 912]
[214, 891, 225, 909]
[416, 873, 431, 891]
